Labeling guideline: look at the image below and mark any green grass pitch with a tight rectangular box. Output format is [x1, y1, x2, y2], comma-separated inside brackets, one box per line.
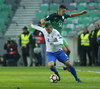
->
[0, 66, 100, 89]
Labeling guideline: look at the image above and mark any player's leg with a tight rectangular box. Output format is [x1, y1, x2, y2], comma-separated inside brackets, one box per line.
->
[62, 45, 70, 70]
[47, 52, 60, 80]
[62, 37, 71, 55]
[48, 61, 60, 80]
[58, 50, 83, 83]
[62, 37, 71, 70]
[65, 60, 83, 83]
[65, 61, 83, 82]
[62, 46, 70, 56]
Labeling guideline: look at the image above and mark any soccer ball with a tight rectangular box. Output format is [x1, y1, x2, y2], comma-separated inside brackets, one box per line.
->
[50, 74, 59, 83]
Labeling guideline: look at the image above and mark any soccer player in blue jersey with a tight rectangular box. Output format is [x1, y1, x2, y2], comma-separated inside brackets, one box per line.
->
[29, 23, 83, 83]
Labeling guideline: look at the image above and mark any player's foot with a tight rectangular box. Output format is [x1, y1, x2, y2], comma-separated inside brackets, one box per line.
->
[58, 75, 60, 81]
[76, 79, 83, 83]
[63, 66, 70, 72]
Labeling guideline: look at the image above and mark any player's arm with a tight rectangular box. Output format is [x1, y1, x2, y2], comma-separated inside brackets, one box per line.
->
[63, 45, 71, 55]
[28, 23, 44, 32]
[70, 10, 88, 17]
[50, 38, 63, 45]
[41, 14, 53, 24]
[41, 18, 46, 25]
[50, 33, 63, 45]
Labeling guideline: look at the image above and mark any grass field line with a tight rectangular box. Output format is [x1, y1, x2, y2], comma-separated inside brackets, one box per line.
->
[56, 66, 100, 74]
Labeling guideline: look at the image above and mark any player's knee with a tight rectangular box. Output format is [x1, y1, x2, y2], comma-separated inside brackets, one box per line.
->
[48, 63, 54, 69]
[65, 46, 71, 54]
[66, 48, 71, 54]
[48, 61, 55, 68]
[66, 50, 71, 55]
[63, 47, 71, 55]
[68, 50, 71, 54]
[49, 65, 54, 69]
[67, 63, 71, 67]
[65, 60, 71, 67]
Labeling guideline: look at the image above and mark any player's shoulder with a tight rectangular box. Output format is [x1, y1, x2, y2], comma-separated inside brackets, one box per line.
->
[64, 13, 70, 17]
[43, 28, 47, 32]
[46, 13, 56, 19]
[49, 13, 56, 17]
[51, 13, 56, 15]
[53, 28, 60, 34]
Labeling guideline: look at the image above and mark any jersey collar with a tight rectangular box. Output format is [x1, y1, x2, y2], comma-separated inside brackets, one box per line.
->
[56, 12, 65, 17]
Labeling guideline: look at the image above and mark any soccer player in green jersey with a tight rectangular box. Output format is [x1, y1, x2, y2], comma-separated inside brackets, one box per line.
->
[41, 5, 87, 70]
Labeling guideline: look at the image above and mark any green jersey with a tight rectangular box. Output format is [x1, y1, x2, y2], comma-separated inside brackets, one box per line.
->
[45, 13, 70, 34]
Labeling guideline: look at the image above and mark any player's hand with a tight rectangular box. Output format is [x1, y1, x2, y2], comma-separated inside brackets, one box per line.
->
[28, 23, 32, 26]
[50, 42, 54, 45]
[81, 10, 88, 15]
[41, 19, 45, 25]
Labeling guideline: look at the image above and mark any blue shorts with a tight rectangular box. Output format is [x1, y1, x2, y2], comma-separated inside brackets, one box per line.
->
[47, 50, 69, 65]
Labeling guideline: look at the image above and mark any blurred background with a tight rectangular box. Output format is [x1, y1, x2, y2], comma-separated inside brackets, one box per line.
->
[0, 0, 100, 67]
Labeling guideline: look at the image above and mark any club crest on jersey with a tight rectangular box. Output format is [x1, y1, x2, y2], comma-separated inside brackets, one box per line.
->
[62, 16, 64, 19]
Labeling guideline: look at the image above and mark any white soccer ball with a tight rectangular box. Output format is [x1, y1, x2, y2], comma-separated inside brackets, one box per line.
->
[50, 74, 59, 83]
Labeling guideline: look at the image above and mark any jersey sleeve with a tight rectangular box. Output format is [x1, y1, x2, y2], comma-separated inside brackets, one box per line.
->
[30, 24, 44, 33]
[64, 14, 70, 19]
[53, 31, 63, 45]
[45, 14, 54, 21]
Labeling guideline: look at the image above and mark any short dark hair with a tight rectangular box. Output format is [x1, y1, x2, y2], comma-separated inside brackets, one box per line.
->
[59, 5, 67, 9]
[45, 23, 52, 27]
[23, 26, 28, 30]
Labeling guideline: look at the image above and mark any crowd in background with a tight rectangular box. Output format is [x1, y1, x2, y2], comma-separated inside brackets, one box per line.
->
[78, 23, 100, 66]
